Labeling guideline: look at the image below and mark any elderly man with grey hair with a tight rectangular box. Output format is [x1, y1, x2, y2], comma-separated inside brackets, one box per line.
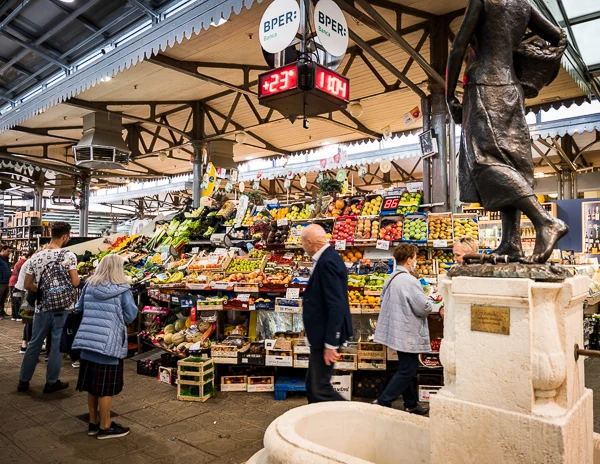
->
[301, 224, 353, 403]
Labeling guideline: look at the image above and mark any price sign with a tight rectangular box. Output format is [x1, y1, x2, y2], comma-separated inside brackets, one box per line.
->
[407, 182, 423, 193]
[380, 195, 401, 216]
[238, 294, 250, 302]
[160, 252, 169, 262]
[191, 247, 200, 254]
[277, 218, 289, 227]
[376, 239, 390, 250]
[335, 240, 346, 251]
[207, 254, 220, 265]
[283, 252, 295, 260]
[291, 227, 303, 237]
[214, 248, 228, 255]
[286, 287, 300, 299]
[433, 240, 448, 248]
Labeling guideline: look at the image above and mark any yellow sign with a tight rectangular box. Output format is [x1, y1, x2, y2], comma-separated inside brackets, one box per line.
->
[471, 305, 510, 335]
[202, 162, 216, 197]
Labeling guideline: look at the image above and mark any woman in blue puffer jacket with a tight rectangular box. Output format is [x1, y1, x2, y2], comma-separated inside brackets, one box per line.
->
[72, 254, 138, 440]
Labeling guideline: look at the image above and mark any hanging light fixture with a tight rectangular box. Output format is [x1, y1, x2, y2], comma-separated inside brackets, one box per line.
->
[349, 101, 363, 118]
[235, 131, 247, 144]
[158, 151, 168, 162]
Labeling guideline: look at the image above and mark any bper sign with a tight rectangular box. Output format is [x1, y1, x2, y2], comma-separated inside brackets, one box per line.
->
[314, 0, 348, 57]
[259, 0, 301, 54]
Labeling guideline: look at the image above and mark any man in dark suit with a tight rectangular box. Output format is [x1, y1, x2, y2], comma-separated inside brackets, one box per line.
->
[301, 224, 353, 403]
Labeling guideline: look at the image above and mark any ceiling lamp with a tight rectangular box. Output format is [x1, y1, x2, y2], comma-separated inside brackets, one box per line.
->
[158, 151, 168, 162]
[60, 0, 74, 2]
[235, 132, 247, 145]
[349, 101, 363, 118]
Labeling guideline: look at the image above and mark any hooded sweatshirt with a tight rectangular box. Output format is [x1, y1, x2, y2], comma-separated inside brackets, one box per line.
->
[72, 283, 138, 365]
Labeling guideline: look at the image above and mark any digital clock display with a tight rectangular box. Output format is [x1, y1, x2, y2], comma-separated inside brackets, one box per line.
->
[315, 64, 350, 102]
[258, 63, 298, 98]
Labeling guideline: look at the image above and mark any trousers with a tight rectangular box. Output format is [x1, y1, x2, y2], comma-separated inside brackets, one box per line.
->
[19, 311, 68, 385]
[377, 351, 419, 409]
[306, 348, 346, 403]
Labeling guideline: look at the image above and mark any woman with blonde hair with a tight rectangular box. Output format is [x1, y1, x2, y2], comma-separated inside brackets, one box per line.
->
[452, 236, 479, 265]
[72, 254, 138, 440]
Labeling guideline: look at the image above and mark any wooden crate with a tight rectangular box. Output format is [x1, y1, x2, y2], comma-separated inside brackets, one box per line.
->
[358, 358, 387, 370]
[177, 381, 214, 402]
[221, 375, 247, 392]
[293, 339, 310, 354]
[427, 212, 454, 247]
[265, 350, 293, 367]
[247, 376, 275, 392]
[177, 357, 214, 373]
[357, 342, 386, 360]
[334, 353, 357, 371]
[293, 353, 310, 368]
[176, 357, 215, 401]
[210, 344, 239, 358]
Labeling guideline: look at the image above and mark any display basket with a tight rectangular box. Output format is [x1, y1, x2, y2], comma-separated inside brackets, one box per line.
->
[401, 213, 428, 244]
[293, 339, 310, 354]
[188, 253, 232, 272]
[225, 255, 267, 275]
[453, 213, 479, 242]
[427, 212, 454, 247]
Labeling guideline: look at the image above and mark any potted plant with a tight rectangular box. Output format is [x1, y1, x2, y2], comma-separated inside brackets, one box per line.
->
[317, 177, 343, 198]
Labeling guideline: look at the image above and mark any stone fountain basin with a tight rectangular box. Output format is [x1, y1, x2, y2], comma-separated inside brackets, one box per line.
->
[247, 401, 430, 464]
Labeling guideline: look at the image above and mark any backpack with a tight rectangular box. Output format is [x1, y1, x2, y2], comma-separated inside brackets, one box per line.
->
[38, 250, 76, 312]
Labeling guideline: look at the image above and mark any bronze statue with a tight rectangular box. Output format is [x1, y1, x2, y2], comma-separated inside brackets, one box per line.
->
[447, 0, 568, 264]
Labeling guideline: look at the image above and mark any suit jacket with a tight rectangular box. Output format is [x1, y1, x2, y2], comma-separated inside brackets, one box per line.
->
[302, 246, 353, 349]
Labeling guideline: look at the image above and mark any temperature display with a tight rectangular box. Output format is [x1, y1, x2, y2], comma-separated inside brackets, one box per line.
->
[258, 63, 298, 97]
[315, 64, 350, 102]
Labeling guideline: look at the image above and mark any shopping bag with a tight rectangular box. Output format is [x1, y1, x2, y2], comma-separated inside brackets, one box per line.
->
[60, 312, 83, 353]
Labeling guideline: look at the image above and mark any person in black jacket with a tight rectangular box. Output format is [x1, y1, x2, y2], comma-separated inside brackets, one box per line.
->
[301, 224, 353, 403]
[0, 245, 12, 319]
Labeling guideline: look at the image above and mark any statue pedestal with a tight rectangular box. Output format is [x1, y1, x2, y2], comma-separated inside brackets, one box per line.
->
[433, 274, 593, 464]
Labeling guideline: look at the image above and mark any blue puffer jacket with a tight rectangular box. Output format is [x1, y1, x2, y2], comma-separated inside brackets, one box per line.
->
[72, 283, 138, 359]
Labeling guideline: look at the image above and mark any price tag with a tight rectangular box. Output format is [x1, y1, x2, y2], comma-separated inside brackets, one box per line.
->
[207, 254, 220, 265]
[335, 240, 346, 251]
[191, 247, 200, 254]
[238, 294, 250, 302]
[348, 278, 361, 284]
[211, 282, 229, 290]
[291, 228, 303, 237]
[249, 304, 256, 311]
[214, 248, 228, 256]
[433, 240, 448, 248]
[376, 239, 390, 250]
[283, 252, 295, 260]
[286, 287, 300, 299]
[345, 262, 354, 269]
[161, 252, 169, 262]
[406, 182, 423, 193]
[277, 218, 289, 227]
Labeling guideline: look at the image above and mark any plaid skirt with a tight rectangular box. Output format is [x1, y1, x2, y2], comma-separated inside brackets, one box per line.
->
[76, 359, 124, 397]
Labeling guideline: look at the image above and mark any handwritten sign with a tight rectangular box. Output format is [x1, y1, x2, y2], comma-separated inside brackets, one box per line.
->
[433, 240, 448, 248]
[237, 294, 250, 302]
[277, 218, 289, 227]
[283, 252, 295, 260]
[207, 254, 220, 265]
[376, 240, 390, 250]
[335, 240, 347, 251]
[286, 288, 300, 299]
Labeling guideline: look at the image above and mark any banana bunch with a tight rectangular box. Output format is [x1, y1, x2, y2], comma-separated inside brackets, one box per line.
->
[167, 271, 185, 283]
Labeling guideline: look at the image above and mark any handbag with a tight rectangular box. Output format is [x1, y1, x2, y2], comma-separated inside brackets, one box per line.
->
[59, 285, 86, 354]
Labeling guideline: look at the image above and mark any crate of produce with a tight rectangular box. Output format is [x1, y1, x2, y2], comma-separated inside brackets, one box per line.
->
[177, 357, 214, 375]
[177, 381, 214, 402]
[402, 213, 428, 244]
[361, 194, 383, 216]
[334, 353, 357, 371]
[427, 212, 454, 247]
[266, 220, 291, 246]
[285, 222, 310, 247]
[254, 298, 275, 311]
[221, 375, 247, 392]
[349, 302, 362, 314]
[188, 253, 232, 272]
[416, 249, 435, 277]
[353, 371, 388, 399]
[196, 297, 225, 311]
[275, 298, 302, 313]
[361, 304, 381, 314]
[211, 344, 240, 359]
[358, 342, 387, 360]
[247, 376, 275, 392]
[396, 189, 423, 214]
[293, 339, 310, 355]
[378, 217, 404, 242]
[226, 255, 267, 274]
[358, 358, 387, 370]
[293, 353, 310, 368]
[418, 385, 442, 402]
[453, 213, 479, 241]
[332, 216, 358, 244]
[239, 342, 266, 366]
[265, 350, 293, 367]
[274, 376, 306, 400]
[354, 217, 380, 244]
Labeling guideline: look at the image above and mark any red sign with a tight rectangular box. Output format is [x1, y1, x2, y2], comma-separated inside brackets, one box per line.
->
[315, 64, 350, 102]
[382, 197, 400, 211]
[258, 63, 298, 97]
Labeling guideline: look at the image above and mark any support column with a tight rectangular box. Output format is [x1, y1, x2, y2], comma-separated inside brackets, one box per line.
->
[421, 96, 431, 205]
[79, 175, 90, 237]
[138, 200, 145, 219]
[429, 17, 449, 213]
[448, 119, 457, 212]
[33, 184, 43, 213]
[191, 142, 204, 208]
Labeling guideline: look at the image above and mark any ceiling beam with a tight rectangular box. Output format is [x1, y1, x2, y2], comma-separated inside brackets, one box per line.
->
[11, 125, 79, 142]
[0, 30, 70, 71]
[64, 98, 192, 140]
[0, 151, 79, 175]
[368, 0, 435, 20]
[127, 0, 160, 21]
[147, 54, 257, 97]
[46, 0, 109, 38]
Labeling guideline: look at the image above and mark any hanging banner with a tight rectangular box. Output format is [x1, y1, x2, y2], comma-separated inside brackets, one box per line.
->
[286, 169, 294, 180]
[201, 162, 217, 197]
[239, 181, 245, 193]
[259, 0, 301, 54]
[253, 180, 260, 191]
[215, 167, 227, 179]
[314, 0, 349, 57]
[336, 169, 347, 182]
[230, 170, 239, 182]
[284, 178, 291, 190]
[358, 165, 367, 179]
[319, 158, 328, 171]
[316, 172, 324, 183]
[380, 159, 392, 173]
[300, 175, 307, 188]
[225, 182, 233, 193]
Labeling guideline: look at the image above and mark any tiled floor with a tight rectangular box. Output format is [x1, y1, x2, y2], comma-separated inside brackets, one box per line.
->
[3, 317, 600, 464]
[0, 320, 305, 464]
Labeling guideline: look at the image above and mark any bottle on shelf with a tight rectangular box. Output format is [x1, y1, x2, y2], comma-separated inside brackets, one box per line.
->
[596, 206, 600, 221]
[588, 208, 592, 221]
[586, 231, 591, 253]
[594, 229, 600, 254]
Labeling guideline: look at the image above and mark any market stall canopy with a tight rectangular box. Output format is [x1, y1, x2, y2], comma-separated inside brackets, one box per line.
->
[0, 0, 594, 185]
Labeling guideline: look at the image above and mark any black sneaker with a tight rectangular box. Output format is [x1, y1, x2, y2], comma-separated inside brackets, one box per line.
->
[97, 422, 130, 440]
[406, 403, 429, 416]
[19, 346, 26, 354]
[88, 423, 100, 436]
[17, 381, 29, 392]
[43, 380, 69, 394]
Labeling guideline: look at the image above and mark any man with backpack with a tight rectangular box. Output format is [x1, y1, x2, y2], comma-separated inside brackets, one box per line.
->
[18, 222, 80, 393]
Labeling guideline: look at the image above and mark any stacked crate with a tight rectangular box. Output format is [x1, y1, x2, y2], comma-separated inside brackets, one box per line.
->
[176, 357, 215, 402]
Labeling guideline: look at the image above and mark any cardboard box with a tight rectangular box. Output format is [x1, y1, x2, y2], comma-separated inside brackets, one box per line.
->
[158, 366, 174, 385]
[265, 350, 293, 367]
[386, 347, 398, 361]
[294, 353, 309, 368]
[331, 374, 352, 401]
[418, 385, 442, 402]
[221, 375, 247, 392]
[334, 353, 357, 371]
